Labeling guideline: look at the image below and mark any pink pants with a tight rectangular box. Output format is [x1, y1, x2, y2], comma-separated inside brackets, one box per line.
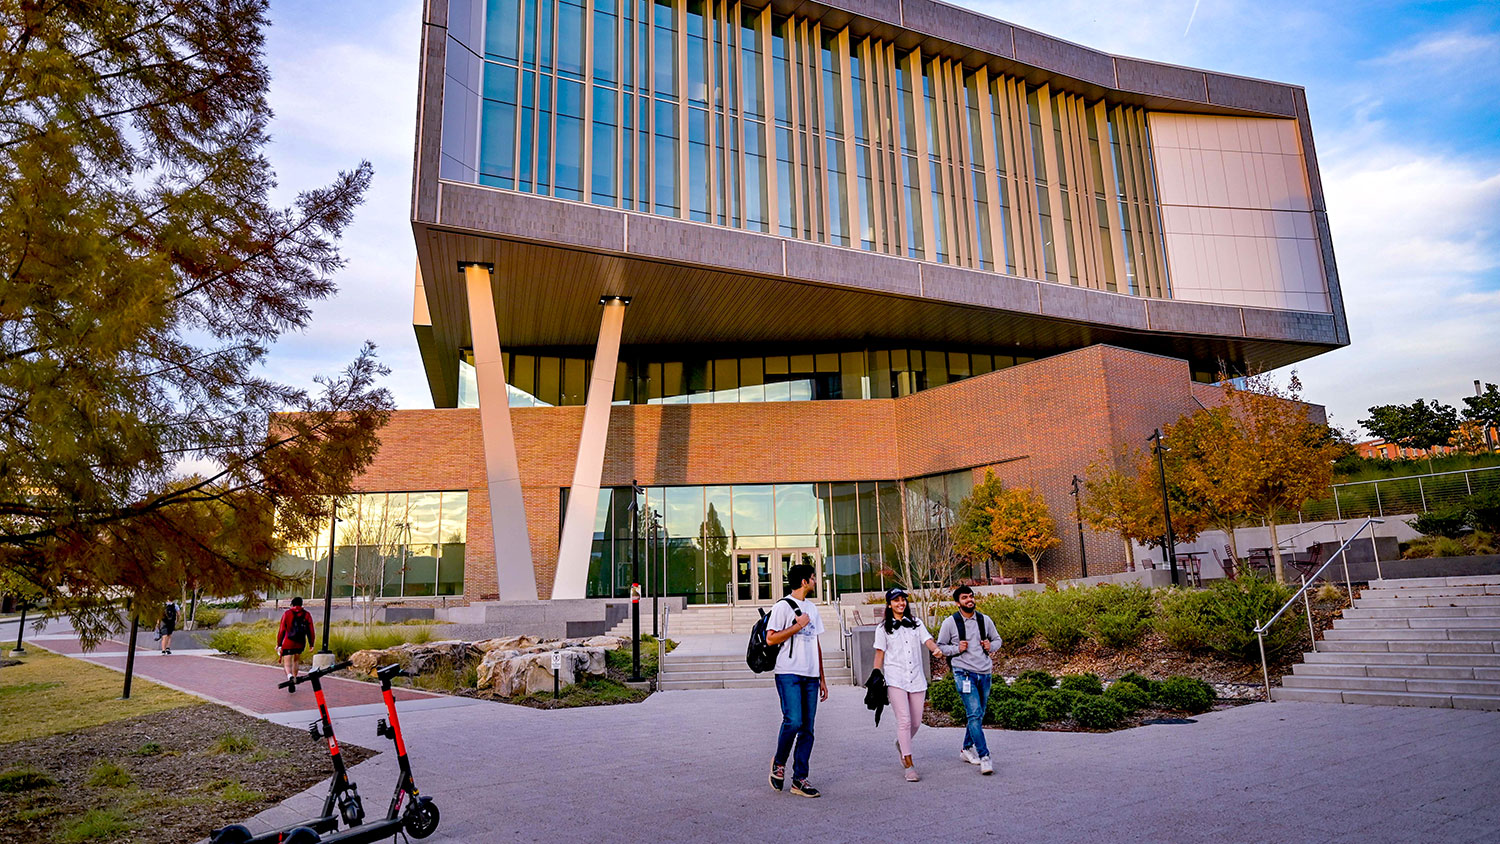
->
[887, 686, 925, 757]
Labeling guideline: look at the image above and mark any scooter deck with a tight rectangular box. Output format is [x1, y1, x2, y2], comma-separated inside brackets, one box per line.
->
[217, 812, 338, 844]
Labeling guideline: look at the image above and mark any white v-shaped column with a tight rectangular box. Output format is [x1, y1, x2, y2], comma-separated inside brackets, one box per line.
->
[463, 263, 538, 600]
[551, 297, 629, 599]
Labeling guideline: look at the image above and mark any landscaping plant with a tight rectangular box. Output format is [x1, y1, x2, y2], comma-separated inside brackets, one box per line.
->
[1058, 673, 1105, 696]
[1070, 695, 1127, 729]
[1153, 676, 1216, 714]
[1103, 682, 1150, 712]
[992, 698, 1043, 730]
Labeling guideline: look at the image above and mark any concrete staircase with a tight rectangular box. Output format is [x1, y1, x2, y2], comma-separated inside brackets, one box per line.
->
[1274, 576, 1500, 710]
[607, 606, 779, 638]
[657, 647, 853, 690]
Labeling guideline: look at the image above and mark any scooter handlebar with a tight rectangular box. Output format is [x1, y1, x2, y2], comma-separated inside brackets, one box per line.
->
[278, 660, 354, 689]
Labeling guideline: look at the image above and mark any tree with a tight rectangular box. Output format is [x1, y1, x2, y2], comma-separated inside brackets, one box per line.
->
[880, 484, 963, 626]
[701, 503, 729, 603]
[1360, 400, 1460, 472]
[341, 495, 408, 631]
[1236, 374, 1342, 583]
[1462, 383, 1500, 452]
[1450, 421, 1491, 456]
[0, 3, 392, 645]
[1163, 404, 1254, 567]
[1079, 452, 1152, 571]
[986, 486, 1061, 585]
[953, 469, 1007, 580]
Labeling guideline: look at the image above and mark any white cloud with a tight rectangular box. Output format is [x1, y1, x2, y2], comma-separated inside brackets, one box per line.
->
[1293, 133, 1500, 435]
[1371, 29, 1500, 67]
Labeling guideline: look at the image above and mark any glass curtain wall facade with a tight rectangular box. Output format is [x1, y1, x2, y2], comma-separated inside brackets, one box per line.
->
[458, 345, 1041, 408]
[578, 470, 974, 603]
[440, 0, 1171, 294]
[272, 492, 469, 600]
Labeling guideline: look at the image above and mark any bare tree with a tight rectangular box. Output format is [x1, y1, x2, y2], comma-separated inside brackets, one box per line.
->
[341, 495, 406, 630]
[880, 483, 965, 627]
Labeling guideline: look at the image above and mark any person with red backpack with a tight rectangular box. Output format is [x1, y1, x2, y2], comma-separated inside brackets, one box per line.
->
[276, 597, 316, 693]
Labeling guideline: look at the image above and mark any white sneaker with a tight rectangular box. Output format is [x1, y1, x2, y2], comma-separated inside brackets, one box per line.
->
[960, 748, 980, 765]
[980, 756, 994, 775]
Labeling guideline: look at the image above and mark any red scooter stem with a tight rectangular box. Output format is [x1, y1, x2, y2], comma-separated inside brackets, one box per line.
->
[315, 685, 341, 758]
[380, 687, 406, 758]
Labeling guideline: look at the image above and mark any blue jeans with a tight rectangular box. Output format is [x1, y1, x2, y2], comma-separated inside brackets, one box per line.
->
[773, 673, 819, 780]
[954, 669, 992, 758]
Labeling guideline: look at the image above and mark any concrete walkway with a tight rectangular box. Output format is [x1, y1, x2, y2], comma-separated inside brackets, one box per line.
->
[237, 688, 1498, 844]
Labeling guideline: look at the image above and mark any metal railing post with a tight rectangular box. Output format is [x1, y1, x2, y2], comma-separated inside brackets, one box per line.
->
[1333, 487, 1341, 521]
[1257, 623, 1271, 702]
[1301, 575, 1316, 645]
[1371, 530, 1383, 582]
[1418, 477, 1427, 512]
[1466, 471, 1473, 496]
[1375, 484, 1383, 518]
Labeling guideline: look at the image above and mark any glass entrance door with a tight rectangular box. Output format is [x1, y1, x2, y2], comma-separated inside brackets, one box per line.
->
[732, 548, 823, 605]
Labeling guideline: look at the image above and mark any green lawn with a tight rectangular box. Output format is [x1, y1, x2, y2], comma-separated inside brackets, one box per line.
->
[0, 650, 200, 743]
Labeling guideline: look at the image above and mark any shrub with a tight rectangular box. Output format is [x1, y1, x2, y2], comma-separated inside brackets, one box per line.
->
[1104, 682, 1150, 712]
[1411, 505, 1472, 539]
[207, 627, 258, 656]
[1314, 583, 1344, 603]
[927, 675, 962, 717]
[58, 809, 135, 843]
[1029, 689, 1071, 721]
[1058, 673, 1104, 696]
[993, 698, 1042, 730]
[1057, 688, 1086, 711]
[0, 767, 56, 793]
[193, 608, 225, 628]
[1033, 592, 1088, 653]
[1465, 529, 1497, 556]
[85, 761, 132, 788]
[1154, 588, 1212, 651]
[1014, 669, 1056, 688]
[1113, 672, 1156, 695]
[1470, 490, 1500, 533]
[1403, 535, 1467, 560]
[133, 742, 163, 756]
[976, 594, 1039, 653]
[1008, 679, 1048, 700]
[1093, 610, 1150, 649]
[1154, 676, 1215, 713]
[1070, 695, 1126, 729]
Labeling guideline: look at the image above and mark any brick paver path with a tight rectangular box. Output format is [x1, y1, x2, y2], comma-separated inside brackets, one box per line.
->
[236, 687, 1500, 844]
[38, 637, 435, 716]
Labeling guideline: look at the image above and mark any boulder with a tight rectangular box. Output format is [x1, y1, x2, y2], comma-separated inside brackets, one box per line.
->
[583, 636, 624, 650]
[474, 635, 540, 652]
[349, 647, 402, 677]
[401, 640, 479, 675]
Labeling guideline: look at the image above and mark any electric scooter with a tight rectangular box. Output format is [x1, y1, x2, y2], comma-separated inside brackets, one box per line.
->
[210, 661, 366, 844]
[280, 662, 439, 843]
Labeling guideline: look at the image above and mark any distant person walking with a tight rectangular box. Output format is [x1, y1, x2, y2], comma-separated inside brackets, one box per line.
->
[936, 585, 999, 775]
[277, 597, 316, 693]
[766, 563, 826, 798]
[156, 601, 178, 654]
[872, 587, 945, 781]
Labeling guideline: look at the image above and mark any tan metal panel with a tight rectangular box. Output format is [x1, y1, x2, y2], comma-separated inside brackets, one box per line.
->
[759, 5, 777, 235]
[1036, 84, 1071, 285]
[677, 0, 689, 220]
[1134, 108, 1171, 296]
[838, 28, 858, 249]
[907, 49, 936, 261]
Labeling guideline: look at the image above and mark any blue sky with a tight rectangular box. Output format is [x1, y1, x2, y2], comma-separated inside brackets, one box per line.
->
[256, 0, 1500, 436]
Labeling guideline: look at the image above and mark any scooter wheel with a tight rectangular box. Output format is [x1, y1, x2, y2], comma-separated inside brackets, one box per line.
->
[210, 825, 252, 844]
[404, 799, 440, 839]
[282, 827, 322, 844]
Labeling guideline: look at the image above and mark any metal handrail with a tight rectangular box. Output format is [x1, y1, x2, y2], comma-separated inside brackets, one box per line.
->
[657, 603, 670, 680]
[1330, 464, 1500, 489]
[1253, 517, 1384, 701]
[1276, 521, 1344, 549]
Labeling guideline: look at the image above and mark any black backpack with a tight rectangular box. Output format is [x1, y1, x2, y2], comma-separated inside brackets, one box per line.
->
[288, 610, 311, 645]
[954, 610, 988, 644]
[747, 597, 802, 674]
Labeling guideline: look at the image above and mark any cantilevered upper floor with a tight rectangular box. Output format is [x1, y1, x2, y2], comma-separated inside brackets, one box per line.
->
[409, 0, 1347, 408]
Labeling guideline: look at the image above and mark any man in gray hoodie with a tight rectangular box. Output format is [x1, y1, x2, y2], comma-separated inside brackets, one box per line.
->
[935, 585, 999, 774]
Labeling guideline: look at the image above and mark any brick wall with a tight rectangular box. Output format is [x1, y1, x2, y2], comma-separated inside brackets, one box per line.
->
[350, 344, 1315, 597]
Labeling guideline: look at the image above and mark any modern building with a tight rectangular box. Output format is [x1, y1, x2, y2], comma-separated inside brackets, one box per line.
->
[279, 0, 1347, 606]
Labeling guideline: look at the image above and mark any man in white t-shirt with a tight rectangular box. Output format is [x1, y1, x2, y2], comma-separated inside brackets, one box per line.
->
[765, 563, 826, 798]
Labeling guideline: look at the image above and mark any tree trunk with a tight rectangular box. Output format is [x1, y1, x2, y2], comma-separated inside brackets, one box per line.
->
[1031, 557, 1040, 585]
[1225, 527, 1242, 578]
[1268, 519, 1285, 584]
[1122, 537, 1136, 572]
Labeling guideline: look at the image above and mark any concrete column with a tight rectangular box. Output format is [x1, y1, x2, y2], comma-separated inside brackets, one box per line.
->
[463, 263, 538, 600]
[552, 297, 630, 599]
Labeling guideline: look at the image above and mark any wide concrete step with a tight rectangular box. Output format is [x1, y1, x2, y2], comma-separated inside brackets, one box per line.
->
[1367, 576, 1500, 589]
[1278, 677, 1500, 695]
[661, 660, 850, 676]
[1316, 639, 1497, 654]
[1322, 627, 1500, 641]
[659, 675, 855, 690]
[1356, 595, 1500, 609]
[1333, 616, 1500, 630]
[1304, 650, 1500, 667]
[1344, 606, 1500, 619]
[1294, 662, 1500, 681]
[1358, 586, 1500, 599]
[1272, 687, 1500, 710]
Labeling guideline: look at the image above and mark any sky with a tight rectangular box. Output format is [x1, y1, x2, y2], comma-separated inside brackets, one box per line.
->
[256, 0, 1500, 437]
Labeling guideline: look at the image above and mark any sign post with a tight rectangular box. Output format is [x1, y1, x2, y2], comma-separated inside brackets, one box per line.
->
[551, 650, 562, 699]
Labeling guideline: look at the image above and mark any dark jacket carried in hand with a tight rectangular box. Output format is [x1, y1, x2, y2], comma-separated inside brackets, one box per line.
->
[864, 668, 888, 725]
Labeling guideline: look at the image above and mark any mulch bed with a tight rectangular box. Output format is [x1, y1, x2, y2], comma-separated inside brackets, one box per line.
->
[0, 705, 375, 844]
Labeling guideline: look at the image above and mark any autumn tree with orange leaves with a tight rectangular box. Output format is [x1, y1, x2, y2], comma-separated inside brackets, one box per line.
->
[987, 487, 1062, 584]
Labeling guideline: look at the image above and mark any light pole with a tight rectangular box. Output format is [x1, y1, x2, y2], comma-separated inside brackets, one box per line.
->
[1070, 475, 1088, 579]
[628, 480, 644, 682]
[1148, 429, 1179, 586]
[9, 601, 27, 657]
[314, 497, 341, 670]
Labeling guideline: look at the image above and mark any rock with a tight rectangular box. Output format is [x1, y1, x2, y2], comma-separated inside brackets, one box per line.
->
[583, 636, 624, 650]
[474, 646, 608, 696]
[474, 635, 540, 652]
[400, 640, 478, 675]
[572, 647, 608, 677]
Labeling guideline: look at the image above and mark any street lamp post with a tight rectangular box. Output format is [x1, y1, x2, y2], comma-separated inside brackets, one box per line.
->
[9, 602, 27, 657]
[1148, 429, 1180, 586]
[1070, 475, 1088, 579]
[628, 480, 644, 682]
[314, 497, 341, 670]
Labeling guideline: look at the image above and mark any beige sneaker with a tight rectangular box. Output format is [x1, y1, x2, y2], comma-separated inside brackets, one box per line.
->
[904, 765, 920, 782]
[960, 747, 980, 765]
[980, 756, 994, 775]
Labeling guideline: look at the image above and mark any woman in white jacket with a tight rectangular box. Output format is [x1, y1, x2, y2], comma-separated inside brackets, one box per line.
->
[872, 587, 945, 781]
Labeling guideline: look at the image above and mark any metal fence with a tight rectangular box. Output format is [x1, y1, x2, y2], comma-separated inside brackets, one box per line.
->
[1306, 465, 1500, 521]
